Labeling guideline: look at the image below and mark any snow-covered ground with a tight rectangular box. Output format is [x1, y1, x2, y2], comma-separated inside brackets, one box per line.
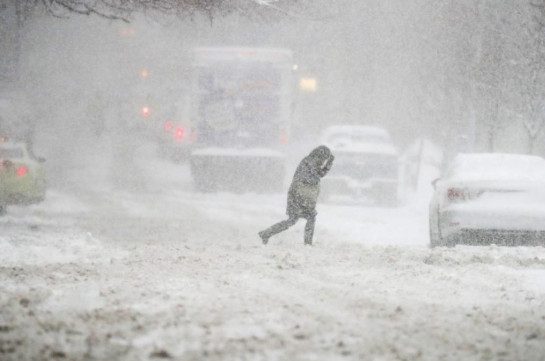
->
[1, 139, 545, 360]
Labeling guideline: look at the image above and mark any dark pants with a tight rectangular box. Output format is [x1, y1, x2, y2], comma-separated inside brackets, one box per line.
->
[260, 214, 316, 245]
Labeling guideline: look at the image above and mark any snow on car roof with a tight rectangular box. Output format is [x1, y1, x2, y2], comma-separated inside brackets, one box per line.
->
[320, 125, 397, 155]
[191, 147, 285, 157]
[321, 125, 391, 138]
[448, 153, 545, 182]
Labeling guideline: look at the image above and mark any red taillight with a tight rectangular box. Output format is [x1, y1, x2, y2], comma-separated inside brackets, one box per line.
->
[447, 187, 484, 201]
[280, 135, 288, 144]
[17, 166, 28, 177]
[175, 127, 184, 139]
[142, 106, 151, 117]
[165, 122, 173, 131]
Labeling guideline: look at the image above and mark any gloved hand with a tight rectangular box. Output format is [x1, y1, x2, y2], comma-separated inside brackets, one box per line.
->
[319, 155, 334, 177]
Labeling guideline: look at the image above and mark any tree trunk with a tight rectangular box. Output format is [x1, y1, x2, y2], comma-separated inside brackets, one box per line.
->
[487, 128, 495, 152]
[528, 135, 536, 155]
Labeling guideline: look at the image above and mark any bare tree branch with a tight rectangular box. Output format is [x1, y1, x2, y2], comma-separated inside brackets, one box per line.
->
[13, 0, 300, 23]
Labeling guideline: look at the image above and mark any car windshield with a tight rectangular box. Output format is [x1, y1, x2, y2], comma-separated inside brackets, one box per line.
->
[447, 154, 545, 182]
[0, 147, 24, 159]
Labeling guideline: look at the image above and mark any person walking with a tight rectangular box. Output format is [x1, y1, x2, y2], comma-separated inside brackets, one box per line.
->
[259, 145, 334, 245]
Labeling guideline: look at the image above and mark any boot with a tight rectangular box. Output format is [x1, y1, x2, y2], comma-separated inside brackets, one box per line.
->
[259, 217, 299, 245]
[258, 230, 269, 245]
[304, 216, 316, 245]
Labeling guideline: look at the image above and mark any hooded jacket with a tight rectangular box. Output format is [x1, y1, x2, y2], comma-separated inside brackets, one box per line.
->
[286, 145, 334, 218]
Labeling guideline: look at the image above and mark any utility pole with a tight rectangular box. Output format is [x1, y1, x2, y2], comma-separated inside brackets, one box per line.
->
[0, 0, 22, 88]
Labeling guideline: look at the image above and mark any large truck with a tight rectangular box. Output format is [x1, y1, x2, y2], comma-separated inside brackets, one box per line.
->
[189, 47, 294, 192]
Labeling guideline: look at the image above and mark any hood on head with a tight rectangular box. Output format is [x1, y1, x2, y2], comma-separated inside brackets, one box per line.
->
[309, 145, 331, 162]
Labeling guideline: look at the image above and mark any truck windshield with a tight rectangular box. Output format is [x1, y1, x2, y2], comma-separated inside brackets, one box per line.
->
[195, 63, 282, 147]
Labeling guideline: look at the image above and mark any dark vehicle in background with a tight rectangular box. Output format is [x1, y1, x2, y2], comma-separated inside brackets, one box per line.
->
[189, 47, 294, 192]
[429, 153, 545, 247]
[157, 97, 193, 162]
[0, 138, 46, 215]
[320, 125, 399, 206]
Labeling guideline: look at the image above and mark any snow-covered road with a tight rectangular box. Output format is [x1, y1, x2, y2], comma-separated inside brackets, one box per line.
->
[1, 145, 545, 361]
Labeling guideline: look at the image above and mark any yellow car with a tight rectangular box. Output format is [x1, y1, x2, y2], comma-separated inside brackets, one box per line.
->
[0, 138, 46, 215]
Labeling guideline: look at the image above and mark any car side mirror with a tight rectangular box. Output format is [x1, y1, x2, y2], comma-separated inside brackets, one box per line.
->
[431, 178, 440, 188]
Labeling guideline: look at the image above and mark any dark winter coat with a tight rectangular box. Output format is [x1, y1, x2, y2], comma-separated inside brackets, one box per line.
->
[286, 145, 334, 218]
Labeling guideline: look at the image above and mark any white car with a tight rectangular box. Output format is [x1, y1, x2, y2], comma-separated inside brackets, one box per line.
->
[320, 125, 399, 205]
[429, 153, 545, 247]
